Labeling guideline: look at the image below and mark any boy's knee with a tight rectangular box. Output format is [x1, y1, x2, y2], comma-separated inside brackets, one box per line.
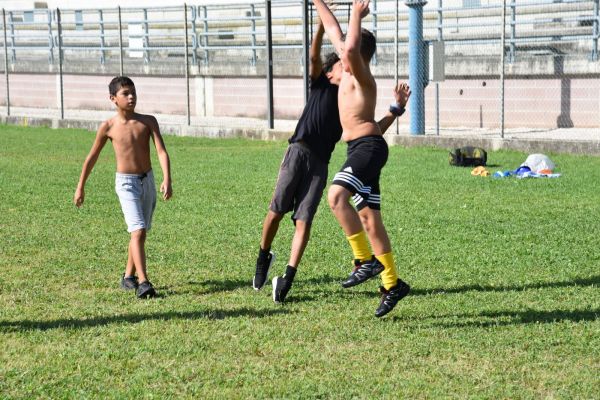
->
[360, 213, 372, 230]
[131, 229, 147, 241]
[266, 210, 284, 225]
[294, 219, 311, 235]
[328, 186, 348, 210]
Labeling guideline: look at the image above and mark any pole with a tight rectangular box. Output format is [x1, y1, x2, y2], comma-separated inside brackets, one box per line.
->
[184, 3, 190, 126]
[265, 0, 274, 129]
[56, 8, 64, 120]
[500, 0, 506, 138]
[372, 0, 377, 65]
[302, 0, 309, 105]
[406, 0, 427, 135]
[509, 0, 516, 63]
[118, 6, 123, 76]
[436, 0, 442, 136]
[250, 4, 257, 65]
[2, 9, 10, 116]
[99, 10, 106, 65]
[395, 0, 399, 135]
[592, 0, 599, 61]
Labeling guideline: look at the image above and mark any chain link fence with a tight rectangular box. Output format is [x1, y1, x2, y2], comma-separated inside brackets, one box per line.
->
[0, 0, 598, 135]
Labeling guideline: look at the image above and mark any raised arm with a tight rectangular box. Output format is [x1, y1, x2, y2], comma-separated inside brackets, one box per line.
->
[312, 0, 344, 56]
[309, 21, 325, 80]
[74, 122, 110, 207]
[148, 116, 172, 201]
[343, 0, 371, 80]
[378, 82, 411, 134]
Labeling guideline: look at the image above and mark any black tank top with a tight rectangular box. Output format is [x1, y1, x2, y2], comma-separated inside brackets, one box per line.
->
[289, 72, 342, 164]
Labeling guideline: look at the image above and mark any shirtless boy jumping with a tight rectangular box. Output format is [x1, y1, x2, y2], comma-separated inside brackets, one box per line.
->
[314, 0, 411, 317]
[74, 76, 172, 299]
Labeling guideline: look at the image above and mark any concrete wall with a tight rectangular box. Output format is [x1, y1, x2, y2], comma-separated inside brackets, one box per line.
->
[0, 72, 598, 129]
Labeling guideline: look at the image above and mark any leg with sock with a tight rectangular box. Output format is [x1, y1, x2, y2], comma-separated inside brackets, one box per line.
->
[360, 207, 410, 316]
[273, 265, 296, 303]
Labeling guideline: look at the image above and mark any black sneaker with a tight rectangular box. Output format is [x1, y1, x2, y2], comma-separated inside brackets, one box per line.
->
[253, 251, 275, 291]
[341, 256, 384, 288]
[375, 279, 410, 318]
[120, 274, 139, 290]
[272, 275, 291, 304]
[136, 280, 157, 299]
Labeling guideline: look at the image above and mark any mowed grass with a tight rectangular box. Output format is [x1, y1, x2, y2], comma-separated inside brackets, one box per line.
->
[0, 124, 598, 399]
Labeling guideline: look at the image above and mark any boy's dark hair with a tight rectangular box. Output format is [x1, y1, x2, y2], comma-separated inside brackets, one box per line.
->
[323, 52, 340, 73]
[360, 29, 376, 61]
[109, 76, 135, 96]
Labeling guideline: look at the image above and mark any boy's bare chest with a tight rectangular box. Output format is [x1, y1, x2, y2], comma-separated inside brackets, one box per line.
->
[110, 124, 149, 144]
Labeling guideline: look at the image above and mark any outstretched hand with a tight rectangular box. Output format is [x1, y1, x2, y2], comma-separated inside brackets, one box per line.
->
[394, 82, 411, 108]
[353, 0, 370, 19]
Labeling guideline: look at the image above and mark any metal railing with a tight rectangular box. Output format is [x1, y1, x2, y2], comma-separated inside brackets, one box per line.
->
[0, 0, 597, 67]
[0, 1, 598, 134]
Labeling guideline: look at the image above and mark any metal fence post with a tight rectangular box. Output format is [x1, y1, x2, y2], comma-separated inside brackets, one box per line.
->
[406, 0, 427, 135]
[372, 0, 378, 65]
[184, 3, 190, 126]
[190, 6, 198, 65]
[592, 0, 599, 61]
[202, 6, 209, 65]
[56, 8, 64, 120]
[8, 11, 15, 64]
[3, 9, 10, 116]
[251, 4, 257, 66]
[99, 10, 106, 65]
[509, 0, 516, 63]
[436, 0, 442, 136]
[265, 0, 274, 129]
[47, 9, 54, 65]
[118, 6, 123, 76]
[143, 8, 150, 64]
[302, 0, 309, 105]
[500, 0, 507, 138]
[395, 0, 399, 134]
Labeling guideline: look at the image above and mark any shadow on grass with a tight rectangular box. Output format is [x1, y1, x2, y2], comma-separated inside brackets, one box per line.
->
[393, 308, 599, 328]
[0, 307, 291, 333]
[175, 274, 345, 296]
[411, 275, 600, 297]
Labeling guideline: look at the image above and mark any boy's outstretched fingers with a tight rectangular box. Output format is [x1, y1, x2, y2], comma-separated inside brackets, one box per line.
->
[354, 0, 370, 18]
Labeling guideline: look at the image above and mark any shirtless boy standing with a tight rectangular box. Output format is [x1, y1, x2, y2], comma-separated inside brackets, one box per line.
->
[74, 76, 172, 299]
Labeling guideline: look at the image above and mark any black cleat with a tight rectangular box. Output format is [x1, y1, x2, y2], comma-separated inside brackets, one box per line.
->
[375, 279, 410, 318]
[253, 251, 275, 291]
[342, 256, 384, 288]
[120, 274, 139, 290]
[272, 275, 291, 304]
[136, 280, 157, 299]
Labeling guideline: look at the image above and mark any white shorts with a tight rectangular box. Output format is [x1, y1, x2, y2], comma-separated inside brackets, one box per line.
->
[115, 169, 157, 233]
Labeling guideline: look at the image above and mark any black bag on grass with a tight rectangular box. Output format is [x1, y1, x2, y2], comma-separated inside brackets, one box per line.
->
[449, 146, 487, 167]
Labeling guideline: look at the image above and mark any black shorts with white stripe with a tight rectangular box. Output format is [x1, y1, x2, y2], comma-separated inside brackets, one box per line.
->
[332, 135, 388, 211]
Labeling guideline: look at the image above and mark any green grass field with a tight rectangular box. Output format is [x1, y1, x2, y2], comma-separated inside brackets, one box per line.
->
[0, 124, 598, 398]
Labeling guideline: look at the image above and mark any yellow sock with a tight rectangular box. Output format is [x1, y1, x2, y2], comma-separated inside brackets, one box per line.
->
[346, 231, 372, 263]
[376, 252, 398, 290]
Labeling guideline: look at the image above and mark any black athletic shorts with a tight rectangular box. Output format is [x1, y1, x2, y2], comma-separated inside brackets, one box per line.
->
[331, 135, 388, 211]
[270, 142, 328, 223]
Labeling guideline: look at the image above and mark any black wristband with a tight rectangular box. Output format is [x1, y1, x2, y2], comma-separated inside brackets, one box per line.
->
[389, 104, 405, 117]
